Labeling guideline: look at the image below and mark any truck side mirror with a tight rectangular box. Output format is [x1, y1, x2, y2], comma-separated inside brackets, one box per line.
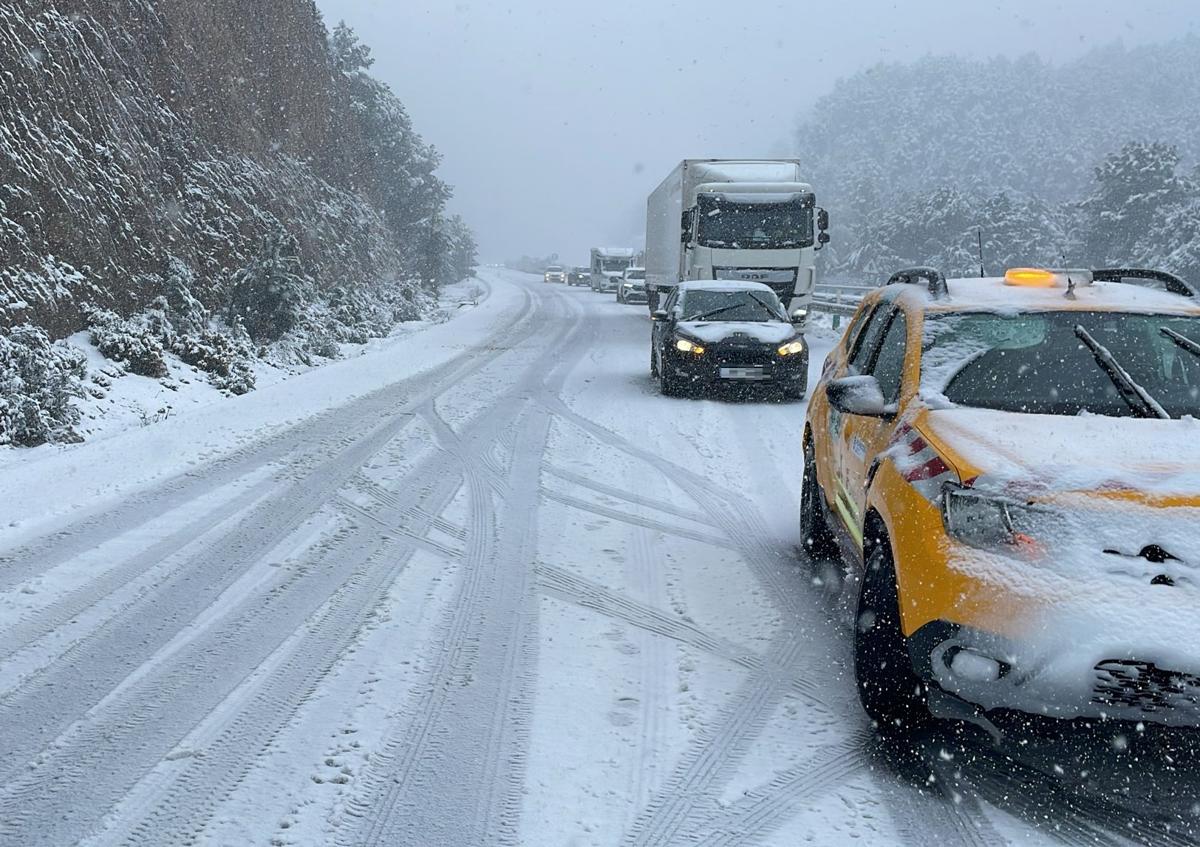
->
[680, 209, 693, 243]
[815, 208, 831, 250]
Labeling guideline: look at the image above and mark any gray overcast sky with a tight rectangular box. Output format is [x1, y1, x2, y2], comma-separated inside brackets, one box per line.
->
[313, 0, 1196, 263]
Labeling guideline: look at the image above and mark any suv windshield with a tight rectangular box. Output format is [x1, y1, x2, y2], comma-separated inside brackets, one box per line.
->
[696, 193, 814, 250]
[625, 269, 645, 280]
[679, 289, 786, 322]
[924, 311, 1200, 418]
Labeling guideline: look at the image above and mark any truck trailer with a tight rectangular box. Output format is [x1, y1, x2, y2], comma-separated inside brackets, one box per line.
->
[644, 160, 829, 317]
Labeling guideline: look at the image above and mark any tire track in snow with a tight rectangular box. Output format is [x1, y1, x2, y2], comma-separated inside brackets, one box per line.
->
[541, 461, 711, 524]
[101, 473, 466, 847]
[689, 731, 874, 846]
[0, 470, 277, 671]
[540, 487, 738, 550]
[0, 278, 530, 593]
[536, 396, 847, 844]
[535, 562, 762, 671]
[339, 284, 587, 845]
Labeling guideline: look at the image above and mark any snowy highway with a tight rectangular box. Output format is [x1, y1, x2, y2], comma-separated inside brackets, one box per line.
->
[1, 270, 1197, 846]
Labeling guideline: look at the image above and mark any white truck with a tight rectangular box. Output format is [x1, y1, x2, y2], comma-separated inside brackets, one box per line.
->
[644, 159, 829, 316]
[590, 247, 636, 292]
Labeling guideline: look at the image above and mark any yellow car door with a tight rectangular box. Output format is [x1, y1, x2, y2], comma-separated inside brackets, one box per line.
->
[830, 304, 910, 547]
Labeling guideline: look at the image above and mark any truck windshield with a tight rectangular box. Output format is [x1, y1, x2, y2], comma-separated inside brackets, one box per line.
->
[696, 193, 814, 250]
[601, 257, 632, 272]
[924, 311, 1200, 418]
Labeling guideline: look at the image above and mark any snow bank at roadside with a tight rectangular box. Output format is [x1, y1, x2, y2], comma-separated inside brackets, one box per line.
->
[0, 272, 525, 547]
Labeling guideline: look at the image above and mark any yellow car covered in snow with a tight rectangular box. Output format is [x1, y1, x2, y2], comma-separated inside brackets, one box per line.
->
[802, 266, 1200, 732]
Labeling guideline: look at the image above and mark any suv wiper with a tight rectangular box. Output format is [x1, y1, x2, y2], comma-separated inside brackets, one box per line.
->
[686, 304, 743, 321]
[748, 294, 785, 320]
[1161, 326, 1200, 359]
[1074, 325, 1170, 419]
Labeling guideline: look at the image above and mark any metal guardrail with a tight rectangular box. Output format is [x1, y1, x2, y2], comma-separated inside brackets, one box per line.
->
[810, 282, 875, 326]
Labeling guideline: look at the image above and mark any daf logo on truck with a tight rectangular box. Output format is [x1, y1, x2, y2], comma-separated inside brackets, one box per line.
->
[644, 159, 830, 321]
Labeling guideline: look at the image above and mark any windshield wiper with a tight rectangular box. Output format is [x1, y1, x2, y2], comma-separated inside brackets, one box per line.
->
[1074, 325, 1170, 419]
[1161, 326, 1200, 359]
[748, 293, 785, 320]
[685, 304, 743, 321]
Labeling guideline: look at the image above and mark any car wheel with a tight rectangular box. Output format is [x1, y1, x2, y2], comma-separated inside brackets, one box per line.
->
[650, 344, 659, 378]
[659, 354, 683, 397]
[854, 540, 928, 731]
[784, 373, 809, 400]
[800, 437, 838, 560]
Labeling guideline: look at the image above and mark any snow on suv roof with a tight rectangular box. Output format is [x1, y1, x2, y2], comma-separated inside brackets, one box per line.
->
[678, 280, 776, 294]
[886, 274, 1200, 316]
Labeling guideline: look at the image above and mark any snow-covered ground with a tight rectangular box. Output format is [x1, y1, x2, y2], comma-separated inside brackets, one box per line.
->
[0, 270, 1192, 846]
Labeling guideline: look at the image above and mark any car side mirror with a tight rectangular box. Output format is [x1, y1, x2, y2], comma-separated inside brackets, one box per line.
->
[652, 309, 669, 322]
[790, 308, 808, 324]
[826, 375, 888, 417]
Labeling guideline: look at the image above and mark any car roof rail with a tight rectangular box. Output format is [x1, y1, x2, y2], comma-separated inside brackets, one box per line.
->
[886, 266, 949, 300]
[1091, 268, 1197, 298]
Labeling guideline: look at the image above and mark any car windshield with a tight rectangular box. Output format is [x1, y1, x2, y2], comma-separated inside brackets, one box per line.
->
[679, 289, 786, 322]
[546, 266, 562, 272]
[696, 193, 814, 249]
[625, 269, 645, 280]
[924, 311, 1200, 418]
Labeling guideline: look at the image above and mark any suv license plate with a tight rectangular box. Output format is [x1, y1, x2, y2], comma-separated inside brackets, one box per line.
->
[720, 366, 766, 380]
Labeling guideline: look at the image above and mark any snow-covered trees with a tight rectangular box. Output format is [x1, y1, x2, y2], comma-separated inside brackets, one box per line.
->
[228, 230, 312, 344]
[798, 39, 1200, 281]
[0, 325, 86, 447]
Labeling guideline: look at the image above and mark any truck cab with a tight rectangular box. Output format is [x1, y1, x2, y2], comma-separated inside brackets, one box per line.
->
[645, 160, 830, 321]
[590, 247, 635, 292]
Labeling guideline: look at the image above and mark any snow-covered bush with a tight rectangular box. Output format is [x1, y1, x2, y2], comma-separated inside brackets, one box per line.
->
[228, 231, 313, 344]
[85, 307, 169, 378]
[0, 325, 86, 447]
[172, 327, 256, 395]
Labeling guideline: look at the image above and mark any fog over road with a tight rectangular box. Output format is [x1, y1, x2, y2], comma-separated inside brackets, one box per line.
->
[0, 271, 1196, 846]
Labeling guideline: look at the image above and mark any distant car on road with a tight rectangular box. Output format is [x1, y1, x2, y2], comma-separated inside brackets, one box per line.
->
[617, 267, 648, 304]
[568, 266, 589, 286]
[650, 281, 807, 398]
[543, 265, 566, 284]
[803, 265, 1200, 735]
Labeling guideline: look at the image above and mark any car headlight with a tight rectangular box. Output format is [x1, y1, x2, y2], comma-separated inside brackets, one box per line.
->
[777, 339, 806, 357]
[675, 338, 705, 355]
[941, 486, 1043, 551]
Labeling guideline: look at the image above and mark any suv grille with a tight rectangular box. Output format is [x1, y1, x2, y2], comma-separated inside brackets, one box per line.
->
[1093, 660, 1200, 715]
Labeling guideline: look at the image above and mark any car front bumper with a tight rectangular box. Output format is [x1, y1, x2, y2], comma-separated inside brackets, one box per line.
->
[665, 346, 807, 390]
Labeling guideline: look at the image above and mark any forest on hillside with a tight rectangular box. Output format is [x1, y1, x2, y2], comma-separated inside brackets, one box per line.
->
[795, 38, 1200, 282]
[0, 1, 476, 446]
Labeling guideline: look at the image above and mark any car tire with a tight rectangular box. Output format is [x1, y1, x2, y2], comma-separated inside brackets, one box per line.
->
[854, 540, 928, 731]
[800, 438, 839, 561]
[650, 345, 659, 378]
[659, 354, 683, 397]
[784, 374, 809, 400]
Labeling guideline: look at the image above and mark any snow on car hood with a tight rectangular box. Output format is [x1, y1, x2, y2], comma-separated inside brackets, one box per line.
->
[678, 321, 796, 345]
[925, 407, 1200, 499]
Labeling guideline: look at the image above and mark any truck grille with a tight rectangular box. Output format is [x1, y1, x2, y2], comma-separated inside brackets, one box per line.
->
[1093, 660, 1200, 716]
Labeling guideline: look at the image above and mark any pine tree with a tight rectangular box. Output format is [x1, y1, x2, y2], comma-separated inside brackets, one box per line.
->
[227, 229, 312, 343]
[1081, 142, 1186, 265]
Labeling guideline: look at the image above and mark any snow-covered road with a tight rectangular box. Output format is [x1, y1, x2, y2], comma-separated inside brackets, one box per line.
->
[0, 270, 1194, 846]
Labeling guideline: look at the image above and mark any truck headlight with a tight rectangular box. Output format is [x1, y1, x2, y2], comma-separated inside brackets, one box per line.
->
[941, 486, 1042, 551]
[675, 338, 705, 355]
[777, 340, 806, 357]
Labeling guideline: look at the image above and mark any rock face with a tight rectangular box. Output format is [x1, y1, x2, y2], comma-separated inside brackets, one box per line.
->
[0, 0, 416, 337]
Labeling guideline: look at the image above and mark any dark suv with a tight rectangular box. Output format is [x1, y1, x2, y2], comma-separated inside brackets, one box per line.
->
[651, 281, 808, 398]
